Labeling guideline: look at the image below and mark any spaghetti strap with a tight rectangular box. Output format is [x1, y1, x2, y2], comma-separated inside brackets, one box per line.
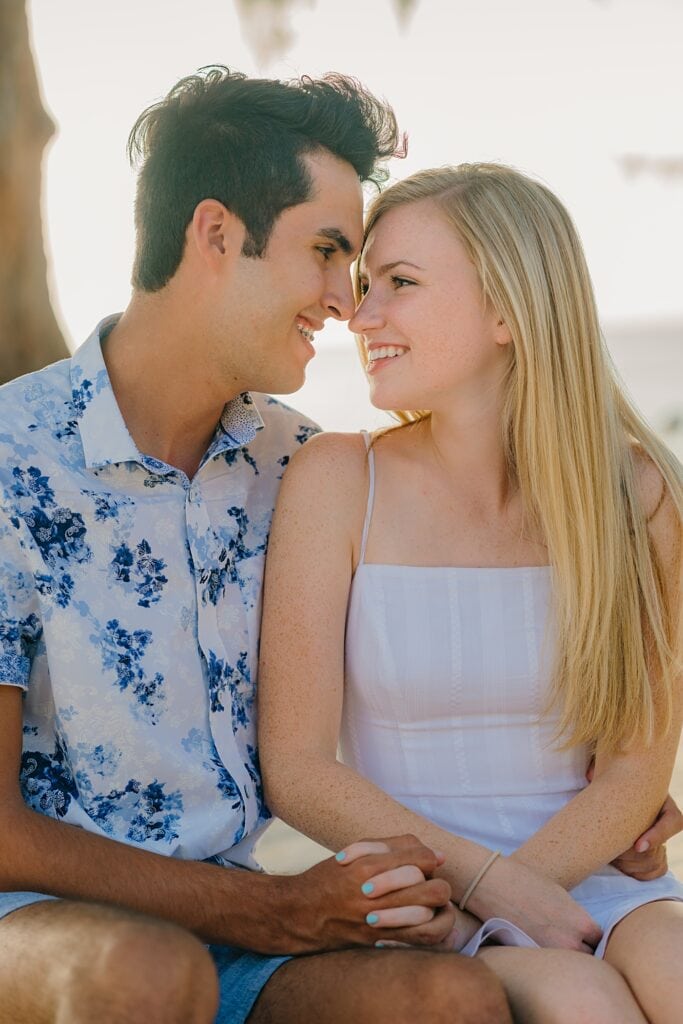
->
[358, 430, 376, 566]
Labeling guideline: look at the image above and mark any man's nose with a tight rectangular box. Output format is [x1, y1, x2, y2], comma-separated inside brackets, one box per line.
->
[324, 270, 356, 322]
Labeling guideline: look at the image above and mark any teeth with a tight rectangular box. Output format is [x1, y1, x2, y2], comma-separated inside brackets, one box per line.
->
[368, 345, 407, 362]
[297, 324, 315, 343]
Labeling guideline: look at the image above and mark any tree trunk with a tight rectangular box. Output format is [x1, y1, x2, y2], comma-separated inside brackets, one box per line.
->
[0, 0, 68, 385]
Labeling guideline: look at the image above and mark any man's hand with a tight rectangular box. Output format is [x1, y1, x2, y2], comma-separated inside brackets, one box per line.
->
[272, 834, 456, 955]
[611, 795, 683, 880]
[337, 841, 483, 953]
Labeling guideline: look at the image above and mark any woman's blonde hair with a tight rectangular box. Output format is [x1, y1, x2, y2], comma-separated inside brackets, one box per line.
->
[358, 164, 682, 753]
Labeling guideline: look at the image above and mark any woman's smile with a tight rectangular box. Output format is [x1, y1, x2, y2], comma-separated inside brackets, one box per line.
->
[366, 344, 409, 374]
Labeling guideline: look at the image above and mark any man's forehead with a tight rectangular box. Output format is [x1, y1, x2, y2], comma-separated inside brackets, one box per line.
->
[309, 203, 364, 256]
[302, 150, 364, 245]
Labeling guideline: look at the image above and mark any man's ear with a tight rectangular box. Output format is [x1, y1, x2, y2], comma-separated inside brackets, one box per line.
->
[189, 199, 247, 268]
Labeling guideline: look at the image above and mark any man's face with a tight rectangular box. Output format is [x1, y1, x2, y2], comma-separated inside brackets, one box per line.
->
[220, 149, 364, 395]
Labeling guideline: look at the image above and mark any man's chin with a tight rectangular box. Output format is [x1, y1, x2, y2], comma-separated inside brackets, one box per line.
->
[260, 376, 305, 399]
[266, 368, 307, 397]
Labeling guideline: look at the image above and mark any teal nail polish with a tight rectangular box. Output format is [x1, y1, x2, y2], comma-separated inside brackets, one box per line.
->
[335, 851, 347, 862]
[366, 912, 379, 925]
[375, 941, 385, 948]
[361, 882, 374, 895]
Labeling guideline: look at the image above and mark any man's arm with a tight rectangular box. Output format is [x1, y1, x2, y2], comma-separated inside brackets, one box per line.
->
[0, 685, 455, 954]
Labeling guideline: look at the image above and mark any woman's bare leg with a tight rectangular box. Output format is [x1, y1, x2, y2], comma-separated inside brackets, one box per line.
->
[477, 946, 647, 1024]
[604, 901, 683, 1024]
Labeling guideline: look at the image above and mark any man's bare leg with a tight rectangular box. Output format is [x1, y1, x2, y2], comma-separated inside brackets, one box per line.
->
[0, 900, 219, 1024]
[249, 948, 511, 1024]
[1, 899, 510, 1024]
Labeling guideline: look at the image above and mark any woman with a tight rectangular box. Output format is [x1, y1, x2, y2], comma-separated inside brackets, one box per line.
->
[258, 164, 683, 1022]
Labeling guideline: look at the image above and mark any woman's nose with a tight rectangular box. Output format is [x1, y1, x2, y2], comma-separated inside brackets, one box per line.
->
[348, 294, 383, 334]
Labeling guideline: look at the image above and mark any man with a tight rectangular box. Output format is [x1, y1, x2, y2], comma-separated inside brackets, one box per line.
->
[0, 66, 677, 1024]
[0, 66, 511, 1024]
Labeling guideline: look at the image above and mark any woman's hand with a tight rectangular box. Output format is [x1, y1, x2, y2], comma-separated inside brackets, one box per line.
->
[274, 834, 459, 954]
[433, 905, 482, 952]
[337, 839, 481, 952]
[344, 839, 600, 954]
[469, 854, 603, 953]
[335, 838, 459, 948]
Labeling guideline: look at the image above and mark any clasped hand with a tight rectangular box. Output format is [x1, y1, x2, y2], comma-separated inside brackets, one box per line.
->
[280, 834, 460, 954]
[279, 785, 683, 957]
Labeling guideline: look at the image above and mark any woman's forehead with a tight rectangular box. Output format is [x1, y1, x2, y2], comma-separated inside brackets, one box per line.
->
[360, 200, 463, 272]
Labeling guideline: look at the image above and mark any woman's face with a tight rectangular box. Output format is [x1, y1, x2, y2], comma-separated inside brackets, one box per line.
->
[349, 199, 511, 413]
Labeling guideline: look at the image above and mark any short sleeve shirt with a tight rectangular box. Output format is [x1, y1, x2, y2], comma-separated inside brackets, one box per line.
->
[0, 315, 319, 865]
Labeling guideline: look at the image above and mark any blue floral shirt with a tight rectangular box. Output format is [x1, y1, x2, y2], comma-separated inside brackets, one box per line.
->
[0, 315, 318, 866]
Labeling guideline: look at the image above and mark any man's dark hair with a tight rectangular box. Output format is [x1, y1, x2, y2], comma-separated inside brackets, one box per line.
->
[127, 66, 401, 291]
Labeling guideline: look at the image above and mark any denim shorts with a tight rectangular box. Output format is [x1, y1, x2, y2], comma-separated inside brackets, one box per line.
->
[0, 891, 289, 1024]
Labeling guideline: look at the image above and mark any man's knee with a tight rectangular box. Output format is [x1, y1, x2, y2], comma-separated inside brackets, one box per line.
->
[59, 912, 219, 1024]
[386, 953, 511, 1024]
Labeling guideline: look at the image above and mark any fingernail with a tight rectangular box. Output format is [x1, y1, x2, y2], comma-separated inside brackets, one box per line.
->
[366, 912, 380, 925]
[361, 882, 375, 895]
[636, 840, 650, 853]
[433, 849, 446, 859]
[375, 941, 385, 948]
[335, 851, 347, 862]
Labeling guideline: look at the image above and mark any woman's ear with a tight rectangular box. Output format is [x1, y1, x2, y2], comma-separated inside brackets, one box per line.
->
[494, 316, 513, 347]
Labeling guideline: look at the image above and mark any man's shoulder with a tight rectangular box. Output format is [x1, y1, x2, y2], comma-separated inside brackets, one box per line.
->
[0, 356, 72, 426]
[0, 356, 74, 490]
[249, 393, 320, 451]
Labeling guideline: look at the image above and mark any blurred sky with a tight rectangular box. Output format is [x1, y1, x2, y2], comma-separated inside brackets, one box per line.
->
[28, 0, 683, 353]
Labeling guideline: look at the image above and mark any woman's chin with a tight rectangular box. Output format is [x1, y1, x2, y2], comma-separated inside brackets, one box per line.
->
[368, 385, 419, 412]
[369, 395, 392, 411]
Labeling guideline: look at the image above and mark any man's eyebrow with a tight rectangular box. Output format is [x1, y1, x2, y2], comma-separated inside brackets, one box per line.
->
[318, 228, 355, 255]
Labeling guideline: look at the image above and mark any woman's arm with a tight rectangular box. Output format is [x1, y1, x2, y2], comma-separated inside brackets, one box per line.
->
[611, 794, 683, 880]
[508, 468, 683, 890]
[258, 433, 601, 952]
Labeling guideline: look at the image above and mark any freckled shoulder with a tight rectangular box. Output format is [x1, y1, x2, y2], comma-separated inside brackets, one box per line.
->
[631, 446, 668, 522]
[277, 431, 371, 536]
[632, 447, 682, 602]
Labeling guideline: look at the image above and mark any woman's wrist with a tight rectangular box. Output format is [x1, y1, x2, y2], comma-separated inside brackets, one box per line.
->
[458, 849, 502, 911]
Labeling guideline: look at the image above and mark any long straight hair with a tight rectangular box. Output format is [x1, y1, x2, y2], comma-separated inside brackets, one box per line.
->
[359, 164, 682, 753]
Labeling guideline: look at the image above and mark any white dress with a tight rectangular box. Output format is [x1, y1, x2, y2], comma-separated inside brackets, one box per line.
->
[340, 436, 683, 958]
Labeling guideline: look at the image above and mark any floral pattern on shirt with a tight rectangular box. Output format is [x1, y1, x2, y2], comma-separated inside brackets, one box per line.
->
[0, 315, 319, 862]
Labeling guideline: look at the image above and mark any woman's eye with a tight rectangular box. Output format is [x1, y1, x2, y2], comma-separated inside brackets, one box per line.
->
[358, 280, 369, 295]
[392, 276, 414, 289]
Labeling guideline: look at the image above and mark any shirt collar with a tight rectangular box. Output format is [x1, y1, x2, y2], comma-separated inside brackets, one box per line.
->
[72, 315, 264, 472]
[207, 393, 265, 463]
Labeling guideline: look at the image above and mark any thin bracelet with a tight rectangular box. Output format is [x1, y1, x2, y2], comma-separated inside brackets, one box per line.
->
[458, 850, 502, 912]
